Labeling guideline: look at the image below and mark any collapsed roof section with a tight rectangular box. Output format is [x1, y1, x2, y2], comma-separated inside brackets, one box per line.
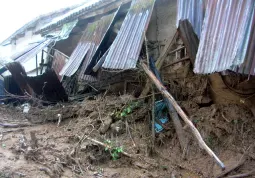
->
[59, 12, 117, 80]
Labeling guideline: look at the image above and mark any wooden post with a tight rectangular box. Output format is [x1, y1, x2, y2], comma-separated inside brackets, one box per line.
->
[36, 54, 38, 76]
[141, 62, 225, 169]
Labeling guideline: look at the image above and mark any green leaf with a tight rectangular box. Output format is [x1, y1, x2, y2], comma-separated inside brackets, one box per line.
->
[127, 107, 132, 114]
[121, 112, 127, 117]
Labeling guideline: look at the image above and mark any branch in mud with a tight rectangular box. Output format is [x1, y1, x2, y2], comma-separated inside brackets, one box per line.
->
[0, 123, 34, 128]
[86, 137, 133, 158]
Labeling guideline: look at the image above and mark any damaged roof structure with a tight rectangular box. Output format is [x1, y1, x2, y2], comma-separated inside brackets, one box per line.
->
[2, 0, 255, 103]
[0, 0, 158, 101]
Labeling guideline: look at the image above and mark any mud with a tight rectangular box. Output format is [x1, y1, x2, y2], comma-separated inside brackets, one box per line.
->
[0, 86, 255, 177]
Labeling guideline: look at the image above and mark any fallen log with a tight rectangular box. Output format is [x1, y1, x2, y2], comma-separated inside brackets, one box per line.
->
[140, 62, 225, 169]
[216, 159, 246, 178]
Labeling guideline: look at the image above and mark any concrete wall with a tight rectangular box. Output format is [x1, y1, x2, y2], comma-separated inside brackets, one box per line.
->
[147, 0, 177, 43]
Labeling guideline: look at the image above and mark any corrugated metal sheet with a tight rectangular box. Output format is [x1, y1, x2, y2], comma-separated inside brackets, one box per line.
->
[102, 0, 155, 70]
[11, 39, 54, 63]
[59, 42, 91, 77]
[52, 50, 68, 80]
[78, 13, 116, 81]
[176, 0, 207, 38]
[238, 10, 255, 76]
[194, 0, 255, 75]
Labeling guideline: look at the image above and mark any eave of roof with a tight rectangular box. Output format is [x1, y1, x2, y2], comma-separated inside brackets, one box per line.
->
[0, 3, 83, 45]
[35, 0, 132, 35]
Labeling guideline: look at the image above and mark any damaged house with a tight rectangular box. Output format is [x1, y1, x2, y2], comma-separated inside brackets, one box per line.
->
[1, 0, 255, 176]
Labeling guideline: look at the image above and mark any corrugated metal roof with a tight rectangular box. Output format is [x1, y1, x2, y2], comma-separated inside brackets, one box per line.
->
[194, 0, 255, 75]
[39, 0, 100, 31]
[237, 10, 255, 76]
[177, 0, 207, 38]
[11, 39, 54, 63]
[102, 0, 155, 70]
[1, 5, 78, 45]
[78, 13, 116, 81]
[36, 0, 128, 34]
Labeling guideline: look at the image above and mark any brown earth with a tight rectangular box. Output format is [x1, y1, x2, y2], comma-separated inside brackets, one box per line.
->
[0, 74, 255, 178]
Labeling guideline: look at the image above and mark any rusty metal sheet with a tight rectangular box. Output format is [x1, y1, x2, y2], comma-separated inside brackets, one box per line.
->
[102, 0, 155, 70]
[177, 0, 207, 38]
[194, 0, 255, 76]
[52, 50, 68, 80]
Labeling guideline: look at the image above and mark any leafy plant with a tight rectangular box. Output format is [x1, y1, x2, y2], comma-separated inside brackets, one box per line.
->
[104, 140, 124, 160]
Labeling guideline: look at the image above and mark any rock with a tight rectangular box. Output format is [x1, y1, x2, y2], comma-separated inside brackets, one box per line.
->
[110, 120, 125, 135]
[99, 116, 113, 134]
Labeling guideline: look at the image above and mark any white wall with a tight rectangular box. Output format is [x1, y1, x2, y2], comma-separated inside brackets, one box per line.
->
[147, 0, 177, 43]
[8, 22, 51, 76]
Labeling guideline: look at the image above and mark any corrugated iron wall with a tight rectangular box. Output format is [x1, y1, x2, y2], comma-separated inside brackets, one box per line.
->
[194, 0, 255, 75]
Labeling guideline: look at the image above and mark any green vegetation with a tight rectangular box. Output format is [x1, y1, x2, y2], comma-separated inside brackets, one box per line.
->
[104, 140, 124, 160]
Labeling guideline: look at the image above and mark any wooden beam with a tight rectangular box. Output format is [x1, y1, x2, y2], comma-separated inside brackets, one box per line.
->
[162, 56, 190, 69]
[140, 62, 225, 170]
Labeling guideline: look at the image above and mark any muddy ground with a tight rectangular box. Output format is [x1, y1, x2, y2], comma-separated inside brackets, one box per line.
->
[0, 75, 255, 178]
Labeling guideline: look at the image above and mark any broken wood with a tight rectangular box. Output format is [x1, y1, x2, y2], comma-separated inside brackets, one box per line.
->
[216, 159, 246, 178]
[151, 88, 155, 152]
[141, 62, 225, 169]
[162, 56, 190, 69]
[168, 46, 185, 55]
[86, 137, 133, 158]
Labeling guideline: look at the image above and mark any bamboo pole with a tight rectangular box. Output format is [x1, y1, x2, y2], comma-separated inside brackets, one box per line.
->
[140, 62, 225, 169]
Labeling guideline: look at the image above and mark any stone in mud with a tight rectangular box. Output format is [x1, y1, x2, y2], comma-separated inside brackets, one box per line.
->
[99, 116, 113, 134]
